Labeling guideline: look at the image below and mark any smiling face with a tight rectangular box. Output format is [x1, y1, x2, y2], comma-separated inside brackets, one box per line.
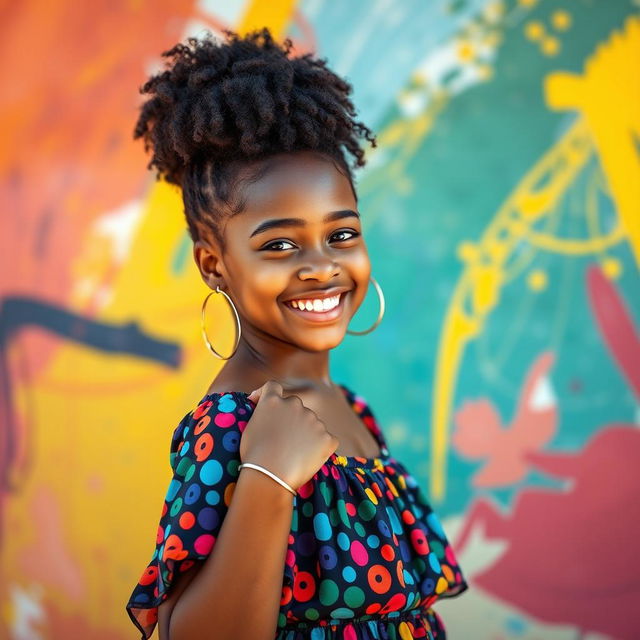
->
[193, 150, 372, 353]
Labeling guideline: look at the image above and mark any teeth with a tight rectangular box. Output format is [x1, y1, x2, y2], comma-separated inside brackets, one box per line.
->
[289, 294, 341, 312]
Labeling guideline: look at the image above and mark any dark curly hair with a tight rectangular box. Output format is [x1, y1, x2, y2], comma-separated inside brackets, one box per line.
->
[134, 26, 377, 250]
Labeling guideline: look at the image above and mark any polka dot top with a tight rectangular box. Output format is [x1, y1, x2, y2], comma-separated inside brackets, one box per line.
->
[125, 384, 468, 639]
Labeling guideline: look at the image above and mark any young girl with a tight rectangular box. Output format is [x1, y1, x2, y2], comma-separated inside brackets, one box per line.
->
[125, 27, 468, 640]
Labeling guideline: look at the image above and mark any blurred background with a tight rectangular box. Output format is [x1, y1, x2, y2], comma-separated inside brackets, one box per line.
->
[1, 0, 639, 638]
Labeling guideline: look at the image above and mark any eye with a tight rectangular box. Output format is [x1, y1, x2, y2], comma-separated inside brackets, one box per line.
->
[259, 229, 360, 252]
[261, 239, 296, 251]
[331, 229, 360, 242]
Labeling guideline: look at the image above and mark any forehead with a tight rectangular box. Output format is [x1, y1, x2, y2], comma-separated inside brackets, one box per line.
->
[236, 151, 356, 219]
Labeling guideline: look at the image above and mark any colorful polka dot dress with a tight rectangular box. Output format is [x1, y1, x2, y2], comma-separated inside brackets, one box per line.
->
[126, 384, 468, 639]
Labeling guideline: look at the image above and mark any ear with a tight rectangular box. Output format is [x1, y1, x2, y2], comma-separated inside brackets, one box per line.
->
[193, 239, 225, 290]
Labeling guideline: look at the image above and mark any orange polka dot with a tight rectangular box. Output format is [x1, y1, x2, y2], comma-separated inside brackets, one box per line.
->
[179, 511, 196, 529]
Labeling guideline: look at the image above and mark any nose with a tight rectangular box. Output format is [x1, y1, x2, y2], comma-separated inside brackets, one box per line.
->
[298, 248, 341, 281]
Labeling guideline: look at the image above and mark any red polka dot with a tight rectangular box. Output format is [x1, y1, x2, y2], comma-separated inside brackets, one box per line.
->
[179, 512, 195, 529]
[367, 564, 391, 594]
[381, 544, 395, 562]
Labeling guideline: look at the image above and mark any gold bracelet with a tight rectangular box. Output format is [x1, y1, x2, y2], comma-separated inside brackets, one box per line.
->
[238, 462, 297, 496]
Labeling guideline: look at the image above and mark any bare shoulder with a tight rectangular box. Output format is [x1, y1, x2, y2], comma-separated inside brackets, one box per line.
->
[157, 564, 202, 639]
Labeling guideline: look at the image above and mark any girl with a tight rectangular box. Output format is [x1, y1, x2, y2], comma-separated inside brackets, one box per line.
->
[126, 27, 468, 640]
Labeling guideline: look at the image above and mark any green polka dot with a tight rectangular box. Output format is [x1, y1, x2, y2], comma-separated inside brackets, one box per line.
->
[354, 521, 365, 537]
[430, 539, 445, 558]
[175, 457, 191, 477]
[277, 613, 287, 628]
[227, 459, 240, 475]
[302, 502, 314, 518]
[319, 481, 333, 506]
[358, 500, 377, 521]
[343, 585, 365, 608]
[329, 507, 339, 527]
[330, 607, 355, 619]
[337, 500, 351, 529]
[412, 557, 426, 573]
[318, 579, 339, 606]
[304, 608, 320, 621]
[184, 462, 195, 482]
[291, 508, 298, 532]
[169, 497, 183, 517]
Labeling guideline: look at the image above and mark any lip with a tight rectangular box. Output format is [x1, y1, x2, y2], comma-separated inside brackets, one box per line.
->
[282, 290, 349, 323]
[281, 286, 352, 303]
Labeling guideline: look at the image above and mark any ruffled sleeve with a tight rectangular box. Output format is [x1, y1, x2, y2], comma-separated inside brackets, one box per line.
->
[125, 392, 249, 639]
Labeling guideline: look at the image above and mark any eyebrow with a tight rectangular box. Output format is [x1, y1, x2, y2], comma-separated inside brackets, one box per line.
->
[249, 209, 360, 238]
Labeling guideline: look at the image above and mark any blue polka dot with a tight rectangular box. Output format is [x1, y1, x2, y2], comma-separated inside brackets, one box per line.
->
[164, 524, 171, 539]
[205, 490, 220, 505]
[385, 506, 403, 535]
[165, 479, 181, 502]
[318, 544, 337, 570]
[428, 551, 441, 573]
[185, 483, 201, 505]
[313, 513, 332, 541]
[342, 566, 356, 583]
[222, 430, 240, 452]
[180, 440, 190, 456]
[427, 512, 445, 537]
[218, 395, 237, 413]
[366, 534, 380, 548]
[198, 507, 219, 530]
[337, 532, 350, 551]
[200, 459, 223, 486]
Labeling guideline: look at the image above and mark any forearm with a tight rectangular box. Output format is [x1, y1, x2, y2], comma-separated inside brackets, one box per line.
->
[169, 467, 295, 640]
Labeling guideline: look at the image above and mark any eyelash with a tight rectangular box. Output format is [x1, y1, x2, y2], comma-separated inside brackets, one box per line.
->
[260, 230, 361, 252]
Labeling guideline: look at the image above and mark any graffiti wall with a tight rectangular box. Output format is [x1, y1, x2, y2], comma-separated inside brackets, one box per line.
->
[1, 0, 638, 637]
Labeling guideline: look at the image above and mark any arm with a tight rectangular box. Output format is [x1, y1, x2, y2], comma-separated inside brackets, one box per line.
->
[160, 466, 295, 640]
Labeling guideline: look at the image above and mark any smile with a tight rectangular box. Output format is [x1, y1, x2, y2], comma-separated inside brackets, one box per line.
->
[282, 291, 348, 323]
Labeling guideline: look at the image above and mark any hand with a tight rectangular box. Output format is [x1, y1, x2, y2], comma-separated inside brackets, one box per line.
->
[241, 380, 340, 491]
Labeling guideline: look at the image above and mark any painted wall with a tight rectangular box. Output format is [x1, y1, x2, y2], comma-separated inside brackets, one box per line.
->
[1, 0, 638, 637]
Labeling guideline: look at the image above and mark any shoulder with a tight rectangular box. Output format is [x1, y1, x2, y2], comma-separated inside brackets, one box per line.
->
[169, 391, 254, 469]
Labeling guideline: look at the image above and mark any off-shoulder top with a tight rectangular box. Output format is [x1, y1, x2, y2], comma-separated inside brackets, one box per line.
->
[125, 383, 468, 639]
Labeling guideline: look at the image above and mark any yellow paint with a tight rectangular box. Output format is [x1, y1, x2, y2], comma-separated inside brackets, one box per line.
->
[525, 21, 545, 42]
[552, 10, 572, 31]
[541, 36, 561, 56]
[430, 16, 640, 501]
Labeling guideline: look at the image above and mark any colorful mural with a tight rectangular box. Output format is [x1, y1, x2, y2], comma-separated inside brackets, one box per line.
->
[1, 0, 638, 638]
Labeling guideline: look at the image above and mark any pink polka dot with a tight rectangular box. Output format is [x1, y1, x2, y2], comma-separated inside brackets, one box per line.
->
[286, 549, 295, 568]
[344, 624, 357, 640]
[350, 540, 369, 566]
[237, 420, 247, 432]
[214, 413, 236, 428]
[297, 481, 315, 499]
[194, 534, 215, 555]
[446, 545, 457, 565]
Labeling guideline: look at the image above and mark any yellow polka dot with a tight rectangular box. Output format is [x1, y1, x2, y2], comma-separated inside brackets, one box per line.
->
[364, 487, 379, 505]
[552, 10, 571, 30]
[541, 36, 560, 56]
[518, 0, 538, 7]
[525, 20, 545, 41]
[398, 621, 414, 640]
[435, 575, 449, 594]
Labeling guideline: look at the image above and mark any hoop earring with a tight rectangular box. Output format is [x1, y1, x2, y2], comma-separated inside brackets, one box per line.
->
[201, 285, 242, 359]
[346, 276, 385, 335]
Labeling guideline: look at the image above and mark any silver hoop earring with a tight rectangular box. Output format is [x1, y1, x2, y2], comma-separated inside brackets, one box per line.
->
[346, 276, 385, 335]
[201, 285, 242, 359]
